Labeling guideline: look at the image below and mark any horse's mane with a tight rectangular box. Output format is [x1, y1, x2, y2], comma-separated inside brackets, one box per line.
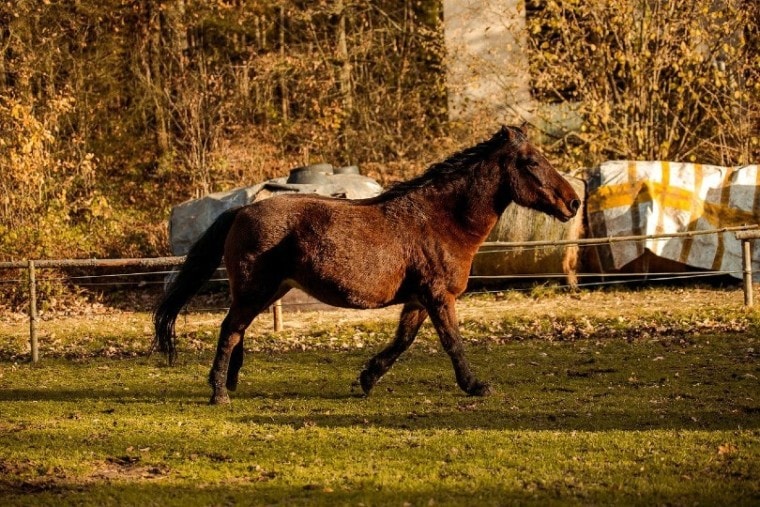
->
[374, 126, 525, 201]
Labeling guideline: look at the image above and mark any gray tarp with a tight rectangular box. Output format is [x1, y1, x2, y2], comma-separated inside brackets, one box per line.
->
[169, 173, 383, 255]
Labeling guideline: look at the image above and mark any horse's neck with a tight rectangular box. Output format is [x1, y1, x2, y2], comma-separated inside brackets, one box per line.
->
[455, 166, 511, 242]
[414, 161, 510, 244]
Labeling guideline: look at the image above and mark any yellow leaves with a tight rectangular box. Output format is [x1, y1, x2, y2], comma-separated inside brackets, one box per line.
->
[658, 141, 671, 159]
[0, 93, 99, 236]
[88, 194, 112, 219]
[21, 137, 36, 155]
[10, 103, 27, 120]
[528, 0, 758, 167]
[50, 96, 75, 115]
[79, 152, 96, 178]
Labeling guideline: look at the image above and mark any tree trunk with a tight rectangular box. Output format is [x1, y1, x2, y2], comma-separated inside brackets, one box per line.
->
[336, 0, 353, 112]
[145, 0, 170, 157]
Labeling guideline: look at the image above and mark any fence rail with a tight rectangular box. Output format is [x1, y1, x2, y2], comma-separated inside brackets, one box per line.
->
[0, 256, 184, 270]
[1, 224, 758, 363]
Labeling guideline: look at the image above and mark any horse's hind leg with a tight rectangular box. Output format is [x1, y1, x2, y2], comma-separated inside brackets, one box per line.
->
[208, 301, 259, 405]
[226, 288, 289, 392]
[209, 282, 290, 404]
[359, 303, 428, 395]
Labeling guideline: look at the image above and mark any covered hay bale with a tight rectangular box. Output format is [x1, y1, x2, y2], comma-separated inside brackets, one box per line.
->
[470, 175, 586, 287]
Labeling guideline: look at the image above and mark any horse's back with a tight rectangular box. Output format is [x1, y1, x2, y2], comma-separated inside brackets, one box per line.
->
[232, 193, 390, 243]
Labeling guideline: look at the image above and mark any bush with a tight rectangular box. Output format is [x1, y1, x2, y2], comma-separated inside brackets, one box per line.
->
[526, 0, 759, 167]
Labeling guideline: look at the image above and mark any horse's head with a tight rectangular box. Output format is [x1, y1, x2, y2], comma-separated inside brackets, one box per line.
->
[499, 125, 580, 222]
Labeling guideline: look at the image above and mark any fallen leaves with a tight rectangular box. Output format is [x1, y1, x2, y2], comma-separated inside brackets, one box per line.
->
[482, 313, 750, 344]
[1, 289, 755, 361]
[96, 456, 169, 481]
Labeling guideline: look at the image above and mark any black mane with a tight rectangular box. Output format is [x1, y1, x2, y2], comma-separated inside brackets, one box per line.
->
[375, 126, 524, 201]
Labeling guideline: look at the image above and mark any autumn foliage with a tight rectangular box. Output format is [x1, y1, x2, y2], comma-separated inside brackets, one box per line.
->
[0, 1, 757, 261]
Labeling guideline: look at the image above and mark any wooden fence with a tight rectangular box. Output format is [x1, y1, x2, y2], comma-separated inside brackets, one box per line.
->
[1, 225, 758, 363]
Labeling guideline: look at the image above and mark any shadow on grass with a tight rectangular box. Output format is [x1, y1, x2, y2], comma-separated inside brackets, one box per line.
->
[233, 408, 760, 432]
[0, 386, 361, 404]
[2, 337, 758, 433]
[0, 475, 749, 507]
[1, 385, 758, 432]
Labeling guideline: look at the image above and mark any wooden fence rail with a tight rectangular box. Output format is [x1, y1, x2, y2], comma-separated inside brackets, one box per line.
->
[1, 224, 758, 363]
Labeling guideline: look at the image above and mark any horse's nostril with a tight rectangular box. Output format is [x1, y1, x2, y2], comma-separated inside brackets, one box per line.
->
[569, 199, 580, 213]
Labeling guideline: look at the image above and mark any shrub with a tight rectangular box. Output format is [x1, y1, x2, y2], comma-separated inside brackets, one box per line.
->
[526, 0, 759, 167]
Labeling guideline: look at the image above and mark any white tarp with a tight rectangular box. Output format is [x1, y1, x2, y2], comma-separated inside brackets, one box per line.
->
[585, 161, 760, 279]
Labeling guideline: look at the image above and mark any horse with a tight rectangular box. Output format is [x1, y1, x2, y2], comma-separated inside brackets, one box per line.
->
[154, 125, 580, 404]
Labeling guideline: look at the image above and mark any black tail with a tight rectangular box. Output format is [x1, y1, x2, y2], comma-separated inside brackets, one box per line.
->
[153, 207, 242, 364]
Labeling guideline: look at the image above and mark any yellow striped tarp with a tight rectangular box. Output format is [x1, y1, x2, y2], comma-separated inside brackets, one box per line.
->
[585, 161, 760, 279]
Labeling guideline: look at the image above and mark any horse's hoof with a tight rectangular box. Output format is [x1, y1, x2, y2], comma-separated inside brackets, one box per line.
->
[350, 380, 368, 398]
[209, 394, 231, 405]
[226, 377, 238, 392]
[466, 381, 492, 397]
[358, 370, 376, 396]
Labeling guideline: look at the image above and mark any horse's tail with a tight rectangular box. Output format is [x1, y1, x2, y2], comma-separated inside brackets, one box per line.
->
[153, 207, 242, 364]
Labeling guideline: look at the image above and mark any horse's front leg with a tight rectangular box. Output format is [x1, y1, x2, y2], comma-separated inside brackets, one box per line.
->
[427, 295, 491, 396]
[226, 338, 245, 392]
[359, 302, 428, 395]
[209, 303, 256, 404]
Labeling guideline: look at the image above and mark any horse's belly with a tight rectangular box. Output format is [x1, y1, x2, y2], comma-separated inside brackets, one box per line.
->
[288, 261, 405, 310]
[280, 199, 411, 308]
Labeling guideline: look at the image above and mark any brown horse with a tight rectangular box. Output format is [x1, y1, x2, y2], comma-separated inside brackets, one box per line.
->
[154, 125, 580, 404]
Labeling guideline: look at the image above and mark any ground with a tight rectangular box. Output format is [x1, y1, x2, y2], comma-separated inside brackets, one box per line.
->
[0, 285, 759, 505]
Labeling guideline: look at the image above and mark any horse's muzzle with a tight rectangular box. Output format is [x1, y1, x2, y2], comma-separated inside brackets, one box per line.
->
[555, 198, 580, 222]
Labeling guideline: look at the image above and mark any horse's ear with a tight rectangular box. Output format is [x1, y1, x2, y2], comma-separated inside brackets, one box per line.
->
[500, 124, 517, 142]
[500, 124, 525, 145]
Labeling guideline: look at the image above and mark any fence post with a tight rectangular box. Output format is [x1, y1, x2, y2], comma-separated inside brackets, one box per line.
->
[272, 299, 283, 332]
[28, 259, 39, 363]
[742, 239, 753, 307]
[735, 230, 759, 308]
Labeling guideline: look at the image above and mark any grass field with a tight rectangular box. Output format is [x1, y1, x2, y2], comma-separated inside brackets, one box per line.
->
[1, 287, 759, 505]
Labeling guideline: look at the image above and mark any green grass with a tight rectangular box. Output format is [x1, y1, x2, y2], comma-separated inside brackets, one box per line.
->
[1, 325, 759, 505]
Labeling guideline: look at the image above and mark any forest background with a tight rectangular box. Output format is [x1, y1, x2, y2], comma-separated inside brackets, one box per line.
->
[1, 0, 758, 263]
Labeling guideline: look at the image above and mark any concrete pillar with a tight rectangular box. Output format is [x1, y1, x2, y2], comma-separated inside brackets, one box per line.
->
[442, 0, 534, 124]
